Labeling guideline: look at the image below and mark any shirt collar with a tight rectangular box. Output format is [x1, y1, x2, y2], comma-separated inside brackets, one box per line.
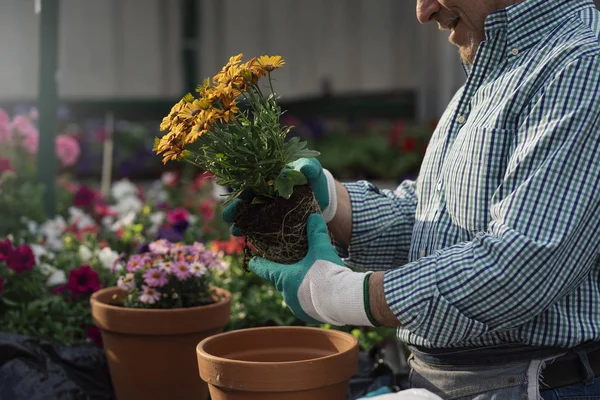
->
[484, 0, 595, 58]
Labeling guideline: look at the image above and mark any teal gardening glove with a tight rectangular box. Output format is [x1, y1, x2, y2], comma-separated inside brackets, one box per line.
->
[222, 158, 338, 236]
[250, 213, 379, 327]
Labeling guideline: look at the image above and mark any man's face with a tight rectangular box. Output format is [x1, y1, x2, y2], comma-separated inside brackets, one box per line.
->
[416, 0, 516, 64]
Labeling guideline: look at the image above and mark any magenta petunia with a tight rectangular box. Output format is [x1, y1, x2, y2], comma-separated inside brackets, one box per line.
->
[86, 326, 103, 346]
[73, 186, 96, 208]
[56, 265, 100, 298]
[6, 245, 35, 273]
[0, 238, 13, 262]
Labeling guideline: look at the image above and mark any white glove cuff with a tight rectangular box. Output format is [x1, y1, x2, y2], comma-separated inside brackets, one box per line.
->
[298, 262, 374, 327]
[321, 169, 338, 223]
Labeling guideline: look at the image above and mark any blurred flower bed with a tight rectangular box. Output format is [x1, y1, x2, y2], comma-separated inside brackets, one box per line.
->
[2, 104, 433, 182]
[0, 107, 398, 351]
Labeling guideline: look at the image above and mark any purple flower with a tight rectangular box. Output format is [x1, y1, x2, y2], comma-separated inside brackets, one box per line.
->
[173, 261, 191, 281]
[143, 268, 169, 287]
[126, 254, 145, 272]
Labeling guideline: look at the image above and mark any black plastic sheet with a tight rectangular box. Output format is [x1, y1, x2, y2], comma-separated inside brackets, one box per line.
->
[0, 332, 114, 400]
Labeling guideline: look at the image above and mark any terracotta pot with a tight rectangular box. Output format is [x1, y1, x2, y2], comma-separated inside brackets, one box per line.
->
[196, 326, 358, 399]
[91, 286, 231, 400]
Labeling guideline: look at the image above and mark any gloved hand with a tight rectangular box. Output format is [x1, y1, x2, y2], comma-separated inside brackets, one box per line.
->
[249, 213, 377, 326]
[221, 158, 338, 236]
[287, 158, 337, 222]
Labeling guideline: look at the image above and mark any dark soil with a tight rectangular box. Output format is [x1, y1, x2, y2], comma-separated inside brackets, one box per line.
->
[234, 185, 321, 264]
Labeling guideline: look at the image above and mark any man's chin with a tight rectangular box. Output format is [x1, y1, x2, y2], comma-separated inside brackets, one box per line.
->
[457, 38, 479, 65]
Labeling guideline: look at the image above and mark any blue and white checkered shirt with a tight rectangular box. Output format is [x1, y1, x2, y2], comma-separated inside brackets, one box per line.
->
[338, 0, 600, 349]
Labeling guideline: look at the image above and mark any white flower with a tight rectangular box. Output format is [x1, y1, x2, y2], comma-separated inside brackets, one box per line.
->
[68, 207, 97, 230]
[113, 196, 143, 217]
[147, 211, 165, 235]
[111, 179, 138, 201]
[29, 244, 48, 264]
[111, 210, 137, 232]
[39, 264, 67, 286]
[97, 247, 120, 270]
[47, 269, 67, 286]
[212, 182, 229, 202]
[39, 216, 67, 251]
[102, 216, 115, 230]
[78, 245, 93, 262]
[145, 181, 168, 205]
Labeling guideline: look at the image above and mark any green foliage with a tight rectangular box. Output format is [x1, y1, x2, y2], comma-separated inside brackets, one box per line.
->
[2, 296, 92, 346]
[0, 178, 45, 237]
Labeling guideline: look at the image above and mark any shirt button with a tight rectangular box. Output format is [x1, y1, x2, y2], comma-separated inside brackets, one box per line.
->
[457, 115, 466, 124]
[511, 48, 519, 56]
[437, 181, 442, 191]
[419, 249, 426, 258]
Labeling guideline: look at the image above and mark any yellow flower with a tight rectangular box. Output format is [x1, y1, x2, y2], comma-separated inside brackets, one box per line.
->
[220, 97, 239, 122]
[160, 98, 186, 132]
[256, 55, 285, 72]
[155, 136, 188, 163]
[178, 99, 204, 122]
[242, 57, 267, 83]
[225, 53, 244, 68]
[196, 77, 212, 95]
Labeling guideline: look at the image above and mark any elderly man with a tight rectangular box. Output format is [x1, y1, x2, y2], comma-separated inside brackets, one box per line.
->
[225, 0, 600, 398]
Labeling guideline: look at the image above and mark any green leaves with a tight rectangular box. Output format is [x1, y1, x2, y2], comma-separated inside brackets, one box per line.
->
[183, 82, 320, 203]
[274, 169, 307, 199]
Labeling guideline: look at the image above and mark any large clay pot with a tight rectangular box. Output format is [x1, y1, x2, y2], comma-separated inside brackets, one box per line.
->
[91, 286, 231, 400]
[196, 326, 358, 399]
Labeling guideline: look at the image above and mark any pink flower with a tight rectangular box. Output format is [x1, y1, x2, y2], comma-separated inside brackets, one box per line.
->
[173, 261, 191, 280]
[167, 208, 189, 225]
[117, 273, 136, 292]
[199, 200, 216, 222]
[55, 135, 81, 167]
[193, 172, 214, 190]
[149, 240, 171, 255]
[12, 115, 39, 154]
[0, 159, 13, 173]
[189, 261, 207, 277]
[0, 108, 11, 144]
[143, 268, 169, 287]
[161, 171, 179, 187]
[139, 285, 161, 304]
[126, 255, 145, 272]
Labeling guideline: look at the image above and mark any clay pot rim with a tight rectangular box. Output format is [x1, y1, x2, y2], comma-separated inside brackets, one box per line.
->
[90, 286, 231, 314]
[196, 326, 358, 366]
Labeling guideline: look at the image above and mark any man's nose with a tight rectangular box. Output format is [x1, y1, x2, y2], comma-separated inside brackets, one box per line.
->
[416, 0, 440, 24]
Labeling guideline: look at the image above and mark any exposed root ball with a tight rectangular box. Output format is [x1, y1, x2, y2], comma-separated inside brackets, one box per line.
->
[234, 185, 321, 264]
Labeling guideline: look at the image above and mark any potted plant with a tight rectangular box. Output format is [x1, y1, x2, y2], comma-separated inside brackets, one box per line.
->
[90, 239, 231, 400]
[196, 326, 359, 399]
[153, 54, 320, 264]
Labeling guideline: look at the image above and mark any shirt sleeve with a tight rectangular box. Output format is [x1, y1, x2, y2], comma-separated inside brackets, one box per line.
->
[333, 179, 418, 270]
[383, 56, 600, 347]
